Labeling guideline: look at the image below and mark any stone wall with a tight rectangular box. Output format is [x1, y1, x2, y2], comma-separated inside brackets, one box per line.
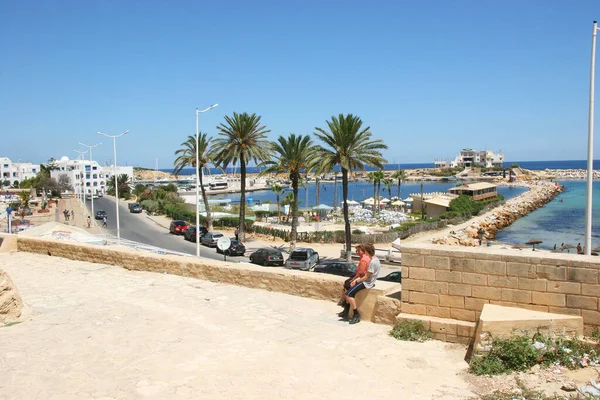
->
[15, 236, 401, 322]
[402, 243, 600, 335]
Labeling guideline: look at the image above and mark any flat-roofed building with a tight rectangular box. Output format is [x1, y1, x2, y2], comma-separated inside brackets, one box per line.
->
[0, 157, 40, 187]
[448, 182, 497, 201]
[423, 197, 452, 218]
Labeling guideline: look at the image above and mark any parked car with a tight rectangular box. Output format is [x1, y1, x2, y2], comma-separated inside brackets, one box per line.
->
[200, 232, 224, 247]
[216, 239, 246, 256]
[313, 261, 357, 277]
[378, 271, 402, 283]
[95, 210, 107, 220]
[128, 202, 142, 213]
[184, 225, 208, 242]
[284, 248, 320, 271]
[249, 248, 285, 266]
[169, 220, 188, 235]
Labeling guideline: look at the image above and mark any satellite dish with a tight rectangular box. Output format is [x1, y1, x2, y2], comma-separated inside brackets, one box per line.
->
[216, 236, 232, 251]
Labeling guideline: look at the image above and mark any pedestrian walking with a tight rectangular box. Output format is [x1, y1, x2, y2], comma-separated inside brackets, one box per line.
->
[71, 210, 75, 220]
[87, 216, 91, 228]
[235, 228, 239, 241]
[102, 216, 107, 228]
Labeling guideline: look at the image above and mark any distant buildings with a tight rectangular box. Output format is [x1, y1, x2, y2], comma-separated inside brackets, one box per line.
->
[434, 148, 504, 169]
[0, 157, 40, 187]
[448, 182, 498, 201]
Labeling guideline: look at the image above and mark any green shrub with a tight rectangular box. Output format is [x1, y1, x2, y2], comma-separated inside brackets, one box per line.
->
[352, 229, 363, 234]
[448, 195, 484, 218]
[390, 320, 431, 342]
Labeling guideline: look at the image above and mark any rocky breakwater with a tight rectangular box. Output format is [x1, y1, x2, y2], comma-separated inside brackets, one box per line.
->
[433, 181, 564, 246]
[0, 268, 23, 325]
[522, 168, 600, 180]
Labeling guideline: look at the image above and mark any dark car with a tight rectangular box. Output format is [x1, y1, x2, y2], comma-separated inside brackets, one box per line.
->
[378, 271, 402, 283]
[216, 239, 246, 256]
[169, 220, 188, 235]
[249, 248, 284, 266]
[128, 202, 142, 213]
[200, 232, 224, 247]
[95, 210, 107, 220]
[313, 261, 357, 277]
[184, 226, 208, 242]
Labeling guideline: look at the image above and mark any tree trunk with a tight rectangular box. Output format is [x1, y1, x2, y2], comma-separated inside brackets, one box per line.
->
[277, 194, 281, 223]
[315, 177, 320, 206]
[290, 173, 299, 251]
[372, 182, 376, 214]
[239, 155, 246, 241]
[377, 181, 381, 213]
[397, 179, 401, 198]
[342, 168, 351, 261]
[199, 167, 213, 231]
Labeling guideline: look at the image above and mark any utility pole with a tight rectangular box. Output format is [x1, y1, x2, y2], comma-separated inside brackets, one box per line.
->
[420, 181, 425, 220]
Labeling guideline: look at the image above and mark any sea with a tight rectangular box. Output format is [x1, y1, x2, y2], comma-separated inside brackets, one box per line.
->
[159, 160, 600, 249]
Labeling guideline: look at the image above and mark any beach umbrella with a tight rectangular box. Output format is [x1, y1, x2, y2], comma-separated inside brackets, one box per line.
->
[362, 197, 375, 205]
[312, 204, 333, 211]
[525, 238, 543, 250]
[511, 243, 528, 250]
[391, 200, 406, 206]
[379, 197, 390, 203]
[343, 200, 359, 206]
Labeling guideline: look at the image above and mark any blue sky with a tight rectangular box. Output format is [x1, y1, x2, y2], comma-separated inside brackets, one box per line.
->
[1, 1, 599, 168]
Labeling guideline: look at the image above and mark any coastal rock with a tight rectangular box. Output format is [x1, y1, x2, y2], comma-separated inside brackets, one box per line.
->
[0, 268, 23, 325]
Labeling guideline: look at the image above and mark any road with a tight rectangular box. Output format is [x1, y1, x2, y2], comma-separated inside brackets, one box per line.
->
[87, 197, 241, 263]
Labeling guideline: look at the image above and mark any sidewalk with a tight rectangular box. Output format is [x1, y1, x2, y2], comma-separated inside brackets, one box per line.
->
[55, 197, 103, 234]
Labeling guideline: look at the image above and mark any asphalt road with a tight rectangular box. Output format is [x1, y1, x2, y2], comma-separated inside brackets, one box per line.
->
[86, 197, 244, 263]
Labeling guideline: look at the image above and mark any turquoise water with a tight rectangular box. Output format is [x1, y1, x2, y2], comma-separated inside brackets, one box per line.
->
[495, 181, 600, 250]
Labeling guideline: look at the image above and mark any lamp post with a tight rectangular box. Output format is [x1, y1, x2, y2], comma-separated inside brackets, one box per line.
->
[195, 104, 219, 257]
[73, 149, 89, 207]
[79, 142, 102, 224]
[585, 21, 599, 256]
[98, 130, 129, 242]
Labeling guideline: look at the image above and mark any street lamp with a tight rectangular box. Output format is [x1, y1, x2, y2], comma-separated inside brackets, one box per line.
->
[79, 141, 102, 224]
[73, 149, 89, 206]
[195, 104, 219, 257]
[585, 21, 599, 256]
[98, 130, 130, 242]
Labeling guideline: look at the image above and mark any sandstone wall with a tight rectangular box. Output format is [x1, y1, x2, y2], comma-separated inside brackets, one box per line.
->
[402, 243, 600, 335]
[0, 268, 23, 325]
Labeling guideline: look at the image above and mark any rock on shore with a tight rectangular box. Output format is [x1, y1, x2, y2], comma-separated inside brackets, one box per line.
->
[433, 181, 564, 246]
[0, 268, 23, 325]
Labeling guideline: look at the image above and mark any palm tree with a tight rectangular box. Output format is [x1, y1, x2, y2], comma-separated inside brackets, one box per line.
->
[383, 178, 394, 201]
[270, 183, 285, 223]
[392, 169, 406, 199]
[367, 172, 377, 214]
[173, 134, 214, 231]
[313, 114, 387, 260]
[372, 170, 385, 212]
[212, 112, 271, 241]
[261, 134, 314, 250]
[106, 174, 131, 199]
[281, 192, 295, 223]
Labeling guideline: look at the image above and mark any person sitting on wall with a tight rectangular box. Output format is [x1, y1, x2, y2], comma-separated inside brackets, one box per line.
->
[339, 244, 370, 320]
[344, 243, 381, 325]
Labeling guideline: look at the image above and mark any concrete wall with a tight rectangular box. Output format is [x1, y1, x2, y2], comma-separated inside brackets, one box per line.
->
[402, 243, 600, 335]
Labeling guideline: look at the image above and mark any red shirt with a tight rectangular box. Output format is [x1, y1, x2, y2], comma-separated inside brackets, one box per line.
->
[356, 254, 371, 277]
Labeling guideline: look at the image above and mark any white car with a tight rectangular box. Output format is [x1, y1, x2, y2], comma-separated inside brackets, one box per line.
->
[285, 248, 320, 271]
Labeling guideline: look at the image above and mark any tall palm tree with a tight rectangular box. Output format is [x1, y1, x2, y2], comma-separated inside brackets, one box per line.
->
[383, 178, 394, 201]
[270, 183, 285, 223]
[173, 134, 214, 231]
[212, 112, 271, 241]
[281, 192, 295, 223]
[367, 172, 377, 214]
[372, 170, 385, 212]
[261, 134, 314, 250]
[313, 114, 387, 260]
[392, 169, 406, 199]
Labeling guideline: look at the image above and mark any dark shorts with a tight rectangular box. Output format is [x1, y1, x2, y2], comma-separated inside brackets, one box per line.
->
[346, 282, 366, 298]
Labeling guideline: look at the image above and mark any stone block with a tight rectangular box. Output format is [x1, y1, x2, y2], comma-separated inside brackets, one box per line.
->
[506, 262, 537, 278]
[372, 297, 402, 325]
[472, 286, 502, 300]
[465, 297, 489, 311]
[457, 323, 476, 337]
[401, 303, 427, 315]
[435, 270, 462, 283]
[537, 265, 567, 281]
[446, 335, 471, 345]
[426, 306, 450, 318]
[487, 276, 519, 289]
[548, 307, 581, 316]
[448, 283, 472, 297]
[402, 279, 425, 292]
[501, 288, 531, 304]
[410, 267, 436, 281]
[461, 272, 487, 286]
[451, 308, 477, 322]
[566, 295, 598, 310]
[532, 292, 566, 307]
[425, 281, 448, 295]
[520, 304, 549, 313]
[570, 259, 600, 270]
[431, 332, 447, 341]
[402, 290, 410, 302]
[403, 267, 409, 278]
[449, 257, 476, 272]
[567, 268, 598, 283]
[439, 294, 465, 308]
[582, 283, 600, 297]
[582, 310, 600, 325]
[547, 281, 581, 295]
[395, 313, 431, 329]
[424, 255, 450, 270]
[475, 260, 506, 275]
[410, 292, 439, 306]
[490, 300, 518, 308]
[430, 321, 457, 335]
[402, 253, 423, 267]
[518, 277, 547, 292]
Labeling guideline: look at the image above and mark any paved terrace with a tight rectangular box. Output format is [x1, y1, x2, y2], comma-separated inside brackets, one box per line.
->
[0, 252, 473, 400]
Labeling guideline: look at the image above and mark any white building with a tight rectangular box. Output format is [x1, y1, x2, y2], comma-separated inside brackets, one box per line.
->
[0, 157, 40, 187]
[50, 156, 106, 197]
[434, 149, 504, 169]
[102, 165, 134, 184]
